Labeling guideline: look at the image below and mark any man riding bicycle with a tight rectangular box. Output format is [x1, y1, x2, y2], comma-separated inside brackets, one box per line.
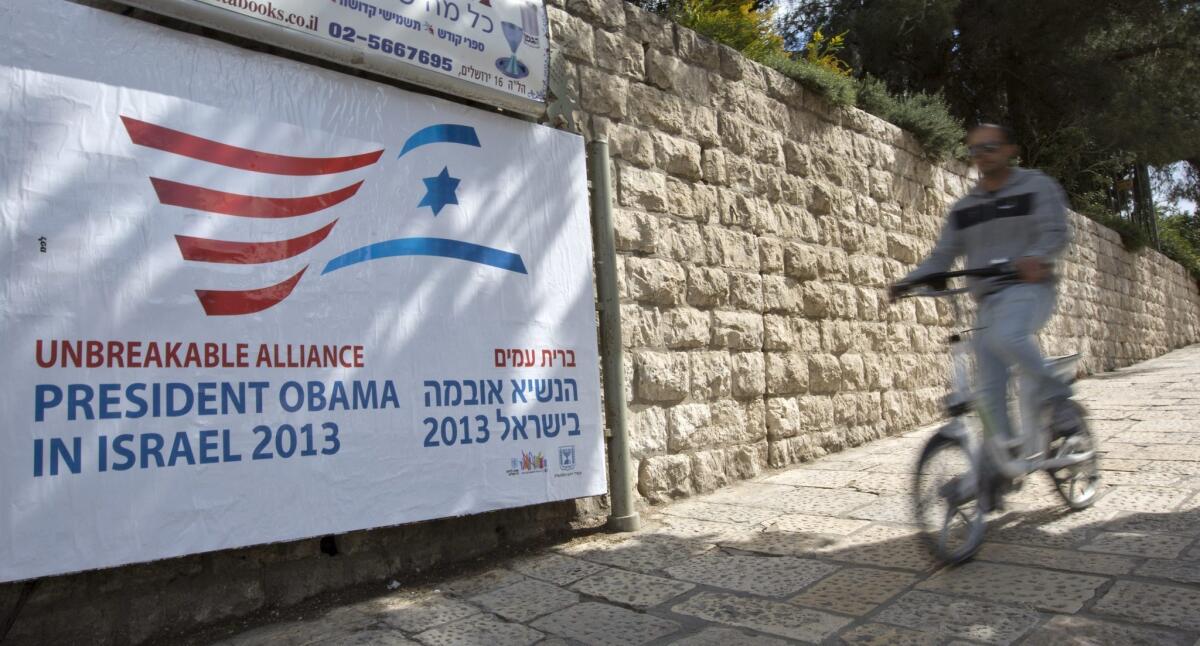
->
[890, 124, 1076, 463]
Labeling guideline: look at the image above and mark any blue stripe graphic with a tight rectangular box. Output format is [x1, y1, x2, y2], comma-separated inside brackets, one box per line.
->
[321, 238, 527, 275]
[397, 125, 481, 158]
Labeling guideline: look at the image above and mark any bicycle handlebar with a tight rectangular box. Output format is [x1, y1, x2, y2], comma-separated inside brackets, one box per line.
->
[891, 263, 1020, 299]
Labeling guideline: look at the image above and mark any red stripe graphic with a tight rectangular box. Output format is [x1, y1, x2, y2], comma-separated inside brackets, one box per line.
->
[196, 267, 307, 316]
[151, 178, 363, 218]
[176, 220, 338, 264]
[122, 116, 383, 175]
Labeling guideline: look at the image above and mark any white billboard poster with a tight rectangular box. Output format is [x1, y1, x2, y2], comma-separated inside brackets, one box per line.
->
[0, 2, 603, 583]
[121, 0, 549, 114]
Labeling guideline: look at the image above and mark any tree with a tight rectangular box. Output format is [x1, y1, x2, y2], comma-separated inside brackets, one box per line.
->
[778, 0, 1200, 236]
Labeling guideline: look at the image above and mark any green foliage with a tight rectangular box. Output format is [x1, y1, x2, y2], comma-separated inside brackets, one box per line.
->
[803, 30, 853, 76]
[778, 0, 1200, 214]
[762, 54, 858, 106]
[1159, 210, 1200, 281]
[671, 0, 785, 63]
[856, 77, 965, 159]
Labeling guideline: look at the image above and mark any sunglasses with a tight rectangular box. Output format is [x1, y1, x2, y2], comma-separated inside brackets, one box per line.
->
[969, 142, 1005, 156]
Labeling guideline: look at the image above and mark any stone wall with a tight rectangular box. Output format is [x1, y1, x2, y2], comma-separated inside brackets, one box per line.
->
[2, 1, 1198, 644]
[544, 0, 1200, 503]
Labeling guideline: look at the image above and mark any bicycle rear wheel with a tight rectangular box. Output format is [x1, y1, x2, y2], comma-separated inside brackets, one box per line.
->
[913, 433, 986, 564]
[1047, 401, 1100, 510]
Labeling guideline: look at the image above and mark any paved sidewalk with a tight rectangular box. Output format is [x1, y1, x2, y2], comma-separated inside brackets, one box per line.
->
[216, 346, 1200, 645]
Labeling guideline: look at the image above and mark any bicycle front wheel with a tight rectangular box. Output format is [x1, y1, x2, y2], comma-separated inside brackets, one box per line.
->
[1047, 401, 1100, 510]
[913, 433, 986, 564]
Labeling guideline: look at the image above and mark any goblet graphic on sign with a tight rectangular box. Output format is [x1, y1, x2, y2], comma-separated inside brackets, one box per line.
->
[495, 21, 530, 79]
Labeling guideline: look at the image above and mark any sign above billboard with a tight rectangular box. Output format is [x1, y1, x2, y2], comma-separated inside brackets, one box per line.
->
[120, 0, 550, 116]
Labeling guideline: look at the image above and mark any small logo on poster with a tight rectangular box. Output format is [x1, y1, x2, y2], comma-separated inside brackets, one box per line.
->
[558, 445, 576, 471]
[520, 451, 547, 473]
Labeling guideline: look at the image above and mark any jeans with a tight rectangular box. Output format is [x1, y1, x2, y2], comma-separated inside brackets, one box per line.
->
[973, 282, 1070, 455]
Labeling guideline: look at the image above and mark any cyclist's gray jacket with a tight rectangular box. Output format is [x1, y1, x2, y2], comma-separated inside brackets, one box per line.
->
[904, 167, 1071, 300]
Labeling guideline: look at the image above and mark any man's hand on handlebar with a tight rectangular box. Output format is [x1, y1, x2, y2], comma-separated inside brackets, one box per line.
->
[1015, 256, 1049, 283]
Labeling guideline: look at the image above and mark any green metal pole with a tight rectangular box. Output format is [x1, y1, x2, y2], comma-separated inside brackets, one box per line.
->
[587, 139, 640, 533]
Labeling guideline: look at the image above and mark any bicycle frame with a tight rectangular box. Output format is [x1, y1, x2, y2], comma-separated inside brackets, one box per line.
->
[908, 284, 1094, 486]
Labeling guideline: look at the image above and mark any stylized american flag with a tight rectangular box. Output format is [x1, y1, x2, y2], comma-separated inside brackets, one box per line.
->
[121, 115, 383, 316]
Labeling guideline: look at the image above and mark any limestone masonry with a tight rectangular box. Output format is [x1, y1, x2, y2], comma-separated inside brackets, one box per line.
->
[546, 0, 1200, 503]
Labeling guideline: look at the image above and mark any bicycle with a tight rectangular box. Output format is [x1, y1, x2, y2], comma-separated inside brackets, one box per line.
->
[890, 264, 1101, 564]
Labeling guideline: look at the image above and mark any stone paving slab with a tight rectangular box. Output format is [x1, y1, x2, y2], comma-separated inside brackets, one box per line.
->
[412, 614, 542, 646]
[1021, 614, 1195, 646]
[469, 580, 577, 623]
[915, 562, 1107, 613]
[789, 566, 916, 615]
[671, 591, 851, 643]
[664, 553, 839, 597]
[1092, 580, 1200, 631]
[872, 590, 1042, 645]
[529, 602, 681, 646]
[215, 345, 1200, 646]
[569, 568, 695, 608]
[666, 626, 792, 645]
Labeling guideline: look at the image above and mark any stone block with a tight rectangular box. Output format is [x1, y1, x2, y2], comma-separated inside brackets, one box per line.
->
[759, 238, 785, 274]
[689, 351, 733, 399]
[849, 255, 887, 287]
[634, 351, 690, 402]
[547, 7, 594, 64]
[628, 406, 668, 459]
[617, 163, 667, 212]
[667, 403, 712, 452]
[691, 183, 719, 223]
[731, 352, 766, 398]
[712, 311, 763, 350]
[677, 28, 721, 70]
[628, 83, 687, 135]
[638, 454, 693, 502]
[612, 209, 656, 253]
[717, 43, 751, 79]
[653, 133, 703, 181]
[644, 47, 681, 91]
[566, 0, 625, 28]
[622, 4, 674, 52]
[624, 256, 685, 306]
[591, 28, 643, 77]
[663, 308, 711, 349]
[807, 354, 842, 394]
[765, 352, 809, 395]
[705, 226, 759, 270]
[664, 177, 695, 219]
[766, 396, 800, 439]
[762, 275, 803, 313]
[620, 304, 662, 348]
[728, 271, 763, 311]
[690, 450, 731, 493]
[687, 267, 729, 307]
[802, 281, 835, 318]
[701, 147, 727, 185]
[579, 66, 627, 119]
[661, 219, 705, 262]
[839, 354, 867, 391]
[609, 124, 655, 168]
[784, 243, 819, 280]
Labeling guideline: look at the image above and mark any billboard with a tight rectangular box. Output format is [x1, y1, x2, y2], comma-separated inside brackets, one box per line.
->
[0, 1, 602, 583]
[119, 0, 550, 115]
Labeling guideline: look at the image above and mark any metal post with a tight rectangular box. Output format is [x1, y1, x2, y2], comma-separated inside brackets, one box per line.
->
[587, 139, 640, 533]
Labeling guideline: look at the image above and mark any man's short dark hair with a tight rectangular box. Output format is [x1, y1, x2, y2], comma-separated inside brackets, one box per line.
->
[969, 123, 1015, 144]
